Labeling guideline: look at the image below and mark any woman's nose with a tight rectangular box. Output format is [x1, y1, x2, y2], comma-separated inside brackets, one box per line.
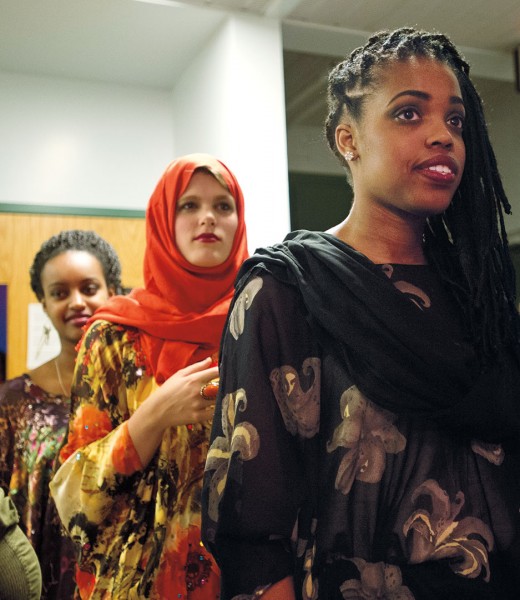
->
[69, 290, 86, 309]
[200, 209, 216, 226]
[426, 122, 454, 149]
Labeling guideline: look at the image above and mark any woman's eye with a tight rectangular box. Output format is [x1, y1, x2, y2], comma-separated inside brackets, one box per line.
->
[396, 108, 420, 121]
[178, 201, 195, 211]
[448, 114, 465, 130]
[83, 284, 99, 296]
[51, 290, 67, 300]
[217, 202, 233, 212]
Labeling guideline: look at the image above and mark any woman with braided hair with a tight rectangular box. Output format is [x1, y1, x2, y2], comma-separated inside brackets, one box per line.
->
[0, 230, 122, 599]
[201, 27, 520, 599]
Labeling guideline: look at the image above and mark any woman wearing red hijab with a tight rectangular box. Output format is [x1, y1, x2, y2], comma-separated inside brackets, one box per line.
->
[50, 154, 249, 599]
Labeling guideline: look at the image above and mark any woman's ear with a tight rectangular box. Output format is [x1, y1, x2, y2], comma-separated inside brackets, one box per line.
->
[336, 123, 358, 160]
[108, 286, 116, 297]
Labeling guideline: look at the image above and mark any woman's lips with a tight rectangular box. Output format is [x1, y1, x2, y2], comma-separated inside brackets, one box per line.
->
[67, 315, 90, 327]
[416, 156, 459, 184]
[419, 165, 457, 183]
[195, 234, 219, 242]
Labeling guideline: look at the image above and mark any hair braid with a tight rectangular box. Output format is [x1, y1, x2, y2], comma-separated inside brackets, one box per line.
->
[325, 26, 519, 365]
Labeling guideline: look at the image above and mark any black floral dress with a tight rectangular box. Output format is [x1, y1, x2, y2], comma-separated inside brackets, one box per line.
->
[202, 245, 520, 600]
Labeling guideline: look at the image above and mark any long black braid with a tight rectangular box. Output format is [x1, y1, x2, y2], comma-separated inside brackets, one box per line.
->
[30, 230, 123, 299]
[325, 27, 519, 366]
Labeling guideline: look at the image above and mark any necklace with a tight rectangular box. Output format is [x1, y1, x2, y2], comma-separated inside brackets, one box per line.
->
[54, 359, 70, 397]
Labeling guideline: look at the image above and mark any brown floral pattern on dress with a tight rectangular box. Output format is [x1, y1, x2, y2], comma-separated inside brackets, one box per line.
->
[229, 277, 263, 340]
[270, 357, 321, 438]
[471, 440, 505, 465]
[327, 386, 406, 494]
[340, 559, 414, 599]
[403, 479, 494, 581]
[301, 540, 319, 600]
[205, 388, 260, 523]
[381, 264, 431, 310]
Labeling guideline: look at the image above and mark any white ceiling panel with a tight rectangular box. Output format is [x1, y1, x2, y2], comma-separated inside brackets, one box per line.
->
[0, 0, 226, 88]
[286, 0, 520, 53]
[1, 0, 519, 127]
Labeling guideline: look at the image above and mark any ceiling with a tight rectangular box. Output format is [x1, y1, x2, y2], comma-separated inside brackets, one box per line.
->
[179, 0, 520, 53]
[1, 0, 519, 129]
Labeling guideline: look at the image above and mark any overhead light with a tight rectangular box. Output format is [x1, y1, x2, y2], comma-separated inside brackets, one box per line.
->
[132, 0, 184, 7]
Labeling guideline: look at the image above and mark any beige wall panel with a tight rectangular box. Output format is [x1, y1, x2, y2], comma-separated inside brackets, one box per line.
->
[0, 213, 145, 379]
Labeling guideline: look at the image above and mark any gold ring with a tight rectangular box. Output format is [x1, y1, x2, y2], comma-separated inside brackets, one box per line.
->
[200, 378, 219, 401]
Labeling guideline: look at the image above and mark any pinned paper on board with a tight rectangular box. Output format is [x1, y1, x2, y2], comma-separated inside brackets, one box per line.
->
[26, 303, 61, 370]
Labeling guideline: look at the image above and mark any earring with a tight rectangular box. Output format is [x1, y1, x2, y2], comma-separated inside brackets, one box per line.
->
[344, 150, 355, 162]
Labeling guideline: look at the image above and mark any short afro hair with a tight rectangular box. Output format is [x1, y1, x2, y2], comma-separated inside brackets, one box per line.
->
[30, 230, 122, 300]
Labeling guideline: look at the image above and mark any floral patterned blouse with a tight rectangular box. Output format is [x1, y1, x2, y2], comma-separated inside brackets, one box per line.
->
[50, 320, 220, 600]
[0, 374, 77, 599]
[202, 265, 519, 599]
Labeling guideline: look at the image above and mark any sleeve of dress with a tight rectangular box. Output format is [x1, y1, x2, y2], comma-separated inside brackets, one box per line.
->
[50, 321, 143, 532]
[202, 273, 321, 598]
[0, 382, 15, 490]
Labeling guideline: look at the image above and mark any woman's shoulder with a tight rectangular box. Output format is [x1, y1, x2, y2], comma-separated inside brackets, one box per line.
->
[78, 320, 146, 378]
[0, 374, 32, 406]
[237, 270, 301, 307]
[228, 270, 309, 344]
[0, 374, 28, 392]
[82, 319, 142, 350]
[1, 370, 65, 408]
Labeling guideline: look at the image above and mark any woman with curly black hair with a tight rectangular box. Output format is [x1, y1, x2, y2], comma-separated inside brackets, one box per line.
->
[202, 27, 520, 599]
[0, 230, 121, 599]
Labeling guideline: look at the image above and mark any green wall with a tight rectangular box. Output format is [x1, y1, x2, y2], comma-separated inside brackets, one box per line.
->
[288, 172, 353, 232]
[289, 171, 519, 303]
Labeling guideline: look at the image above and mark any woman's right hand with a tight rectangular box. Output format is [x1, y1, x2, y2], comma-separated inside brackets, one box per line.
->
[149, 357, 219, 429]
[127, 357, 219, 468]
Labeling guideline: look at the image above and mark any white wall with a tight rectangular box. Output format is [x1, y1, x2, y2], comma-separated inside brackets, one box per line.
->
[172, 15, 291, 253]
[0, 71, 173, 210]
[0, 15, 291, 254]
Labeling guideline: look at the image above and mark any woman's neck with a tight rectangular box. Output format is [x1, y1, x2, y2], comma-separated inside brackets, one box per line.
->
[28, 340, 77, 396]
[54, 342, 77, 372]
[328, 201, 427, 265]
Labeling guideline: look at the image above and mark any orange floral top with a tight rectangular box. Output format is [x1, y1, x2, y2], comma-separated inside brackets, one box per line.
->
[50, 320, 219, 600]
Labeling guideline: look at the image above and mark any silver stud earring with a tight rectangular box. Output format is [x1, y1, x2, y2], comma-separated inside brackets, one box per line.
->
[344, 150, 355, 162]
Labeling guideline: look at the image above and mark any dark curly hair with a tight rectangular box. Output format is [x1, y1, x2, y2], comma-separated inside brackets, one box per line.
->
[30, 230, 123, 299]
[325, 26, 519, 365]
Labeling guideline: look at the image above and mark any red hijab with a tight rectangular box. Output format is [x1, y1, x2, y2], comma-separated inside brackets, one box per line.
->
[91, 154, 249, 383]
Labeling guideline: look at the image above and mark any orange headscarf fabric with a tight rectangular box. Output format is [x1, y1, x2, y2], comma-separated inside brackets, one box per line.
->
[91, 154, 249, 383]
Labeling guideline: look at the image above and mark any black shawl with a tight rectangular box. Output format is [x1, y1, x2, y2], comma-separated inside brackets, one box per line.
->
[234, 230, 520, 443]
